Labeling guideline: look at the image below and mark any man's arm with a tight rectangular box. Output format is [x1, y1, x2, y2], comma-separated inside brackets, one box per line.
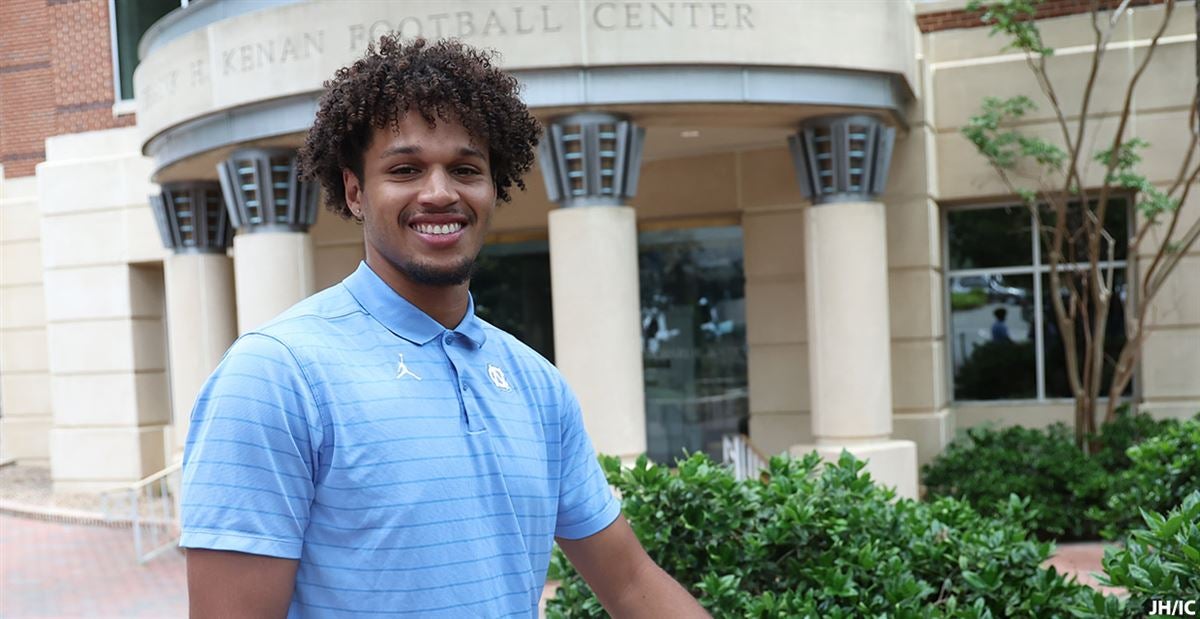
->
[556, 515, 709, 618]
[187, 549, 298, 619]
[180, 333, 321, 617]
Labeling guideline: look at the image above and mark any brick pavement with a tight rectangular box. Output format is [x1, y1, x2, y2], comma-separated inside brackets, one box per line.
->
[1045, 541, 1125, 596]
[0, 514, 187, 618]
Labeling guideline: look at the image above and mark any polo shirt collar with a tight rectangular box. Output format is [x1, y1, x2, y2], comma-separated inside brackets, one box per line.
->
[342, 261, 487, 348]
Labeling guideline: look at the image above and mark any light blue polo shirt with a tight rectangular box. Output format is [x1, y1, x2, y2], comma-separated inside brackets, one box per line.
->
[180, 261, 620, 617]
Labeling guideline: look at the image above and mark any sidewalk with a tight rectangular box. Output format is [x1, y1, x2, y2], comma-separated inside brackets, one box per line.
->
[0, 514, 188, 618]
[1045, 541, 1124, 596]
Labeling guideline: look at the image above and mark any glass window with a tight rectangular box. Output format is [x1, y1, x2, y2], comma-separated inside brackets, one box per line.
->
[639, 227, 747, 463]
[946, 200, 1130, 401]
[950, 273, 1036, 400]
[947, 206, 1032, 270]
[470, 226, 749, 462]
[472, 241, 555, 361]
[111, 0, 182, 101]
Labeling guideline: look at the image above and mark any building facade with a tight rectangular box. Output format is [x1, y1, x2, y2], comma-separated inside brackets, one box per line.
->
[1, 0, 1196, 496]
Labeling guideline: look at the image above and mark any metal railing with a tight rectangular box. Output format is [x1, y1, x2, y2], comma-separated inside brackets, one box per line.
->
[721, 433, 770, 481]
[99, 463, 182, 563]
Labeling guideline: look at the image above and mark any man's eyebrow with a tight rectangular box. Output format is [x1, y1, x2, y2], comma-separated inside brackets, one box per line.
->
[458, 146, 487, 161]
[377, 145, 487, 160]
[379, 145, 419, 158]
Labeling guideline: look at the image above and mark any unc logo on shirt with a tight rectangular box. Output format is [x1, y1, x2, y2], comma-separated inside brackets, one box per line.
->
[487, 363, 512, 391]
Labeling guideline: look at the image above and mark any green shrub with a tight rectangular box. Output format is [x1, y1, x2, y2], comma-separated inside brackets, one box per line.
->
[1087, 407, 1180, 474]
[546, 452, 1094, 618]
[1093, 417, 1200, 540]
[951, 289, 989, 311]
[922, 424, 1106, 540]
[1074, 491, 1200, 618]
[921, 411, 1190, 541]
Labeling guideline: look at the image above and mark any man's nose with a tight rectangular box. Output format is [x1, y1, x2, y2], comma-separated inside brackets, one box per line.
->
[418, 167, 458, 207]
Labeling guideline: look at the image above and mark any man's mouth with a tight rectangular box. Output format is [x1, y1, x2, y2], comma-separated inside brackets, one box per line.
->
[411, 222, 465, 235]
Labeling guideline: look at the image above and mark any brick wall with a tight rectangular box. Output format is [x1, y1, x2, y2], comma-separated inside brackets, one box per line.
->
[918, 0, 1166, 33]
[0, 0, 133, 179]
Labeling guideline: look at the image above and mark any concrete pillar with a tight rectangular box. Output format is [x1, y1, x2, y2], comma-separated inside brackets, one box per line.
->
[0, 170, 53, 464]
[805, 201, 894, 441]
[149, 182, 238, 459]
[548, 207, 646, 459]
[217, 149, 319, 334]
[883, 117, 954, 469]
[231, 232, 314, 333]
[540, 113, 647, 460]
[37, 128, 171, 491]
[786, 115, 918, 498]
[163, 254, 237, 454]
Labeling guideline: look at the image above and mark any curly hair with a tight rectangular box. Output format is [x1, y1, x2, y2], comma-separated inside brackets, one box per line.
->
[299, 36, 541, 219]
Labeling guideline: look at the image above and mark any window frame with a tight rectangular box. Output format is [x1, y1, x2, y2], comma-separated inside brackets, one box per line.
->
[108, 0, 189, 109]
[941, 199, 1136, 404]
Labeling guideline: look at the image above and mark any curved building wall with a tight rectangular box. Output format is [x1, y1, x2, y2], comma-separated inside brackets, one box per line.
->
[133, 0, 917, 156]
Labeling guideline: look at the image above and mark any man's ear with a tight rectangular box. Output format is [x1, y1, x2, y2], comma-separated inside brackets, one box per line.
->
[343, 168, 363, 221]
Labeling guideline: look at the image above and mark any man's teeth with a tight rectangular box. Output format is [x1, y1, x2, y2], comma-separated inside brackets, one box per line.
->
[413, 222, 464, 235]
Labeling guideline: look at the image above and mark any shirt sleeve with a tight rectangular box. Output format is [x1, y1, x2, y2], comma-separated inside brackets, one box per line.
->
[553, 382, 621, 540]
[179, 332, 324, 559]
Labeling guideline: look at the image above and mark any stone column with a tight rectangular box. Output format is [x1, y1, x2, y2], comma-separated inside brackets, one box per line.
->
[539, 113, 647, 460]
[0, 169, 53, 464]
[786, 115, 918, 498]
[149, 182, 237, 460]
[217, 149, 318, 333]
[38, 127, 171, 491]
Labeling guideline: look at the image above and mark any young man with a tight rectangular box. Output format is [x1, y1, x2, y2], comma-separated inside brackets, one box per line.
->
[181, 36, 707, 618]
[991, 307, 1012, 343]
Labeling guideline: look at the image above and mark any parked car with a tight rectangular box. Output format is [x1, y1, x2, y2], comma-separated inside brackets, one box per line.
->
[951, 274, 1030, 305]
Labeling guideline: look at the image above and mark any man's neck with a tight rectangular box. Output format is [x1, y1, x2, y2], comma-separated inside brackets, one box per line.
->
[364, 258, 471, 330]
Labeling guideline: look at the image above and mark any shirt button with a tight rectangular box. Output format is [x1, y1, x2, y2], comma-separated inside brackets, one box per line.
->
[444, 333, 455, 344]
[461, 384, 468, 392]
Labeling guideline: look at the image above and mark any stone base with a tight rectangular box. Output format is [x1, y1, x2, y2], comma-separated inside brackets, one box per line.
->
[892, 408, 954, 469]
[748, 411, 812, 458]
[1140, 400, 1200, 421]
[0, 416, 52, 462]
[789, 439, 919, 499]
[49, 425, 167, 492]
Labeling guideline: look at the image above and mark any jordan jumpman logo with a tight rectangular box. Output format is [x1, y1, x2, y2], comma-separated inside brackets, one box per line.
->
[395, 353, 422, 381]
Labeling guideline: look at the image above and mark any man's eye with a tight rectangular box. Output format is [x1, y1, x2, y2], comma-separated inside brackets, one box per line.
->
[390, 166, 419, 175]
[454, 167, 481, 176]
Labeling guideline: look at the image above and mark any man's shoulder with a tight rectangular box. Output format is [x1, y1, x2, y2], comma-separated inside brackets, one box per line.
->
[254, 284, 363, 341]
[221, 284, 364, 366]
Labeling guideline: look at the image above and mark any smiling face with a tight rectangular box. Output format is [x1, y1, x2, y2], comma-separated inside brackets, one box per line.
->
[344, 113, 496, 296]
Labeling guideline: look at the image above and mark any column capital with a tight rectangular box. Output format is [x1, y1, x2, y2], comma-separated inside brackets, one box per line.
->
[217, 148, 319, 234]
[538, 112, 645, 208]
[149, 181, 232, 254]
[787, 114, 896, 206]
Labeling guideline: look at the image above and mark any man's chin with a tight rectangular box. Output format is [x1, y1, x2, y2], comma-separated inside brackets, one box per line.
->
[402, 259, 476, 287]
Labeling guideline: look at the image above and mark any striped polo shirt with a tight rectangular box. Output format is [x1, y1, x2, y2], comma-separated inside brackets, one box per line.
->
[180, 261, 620, 617]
